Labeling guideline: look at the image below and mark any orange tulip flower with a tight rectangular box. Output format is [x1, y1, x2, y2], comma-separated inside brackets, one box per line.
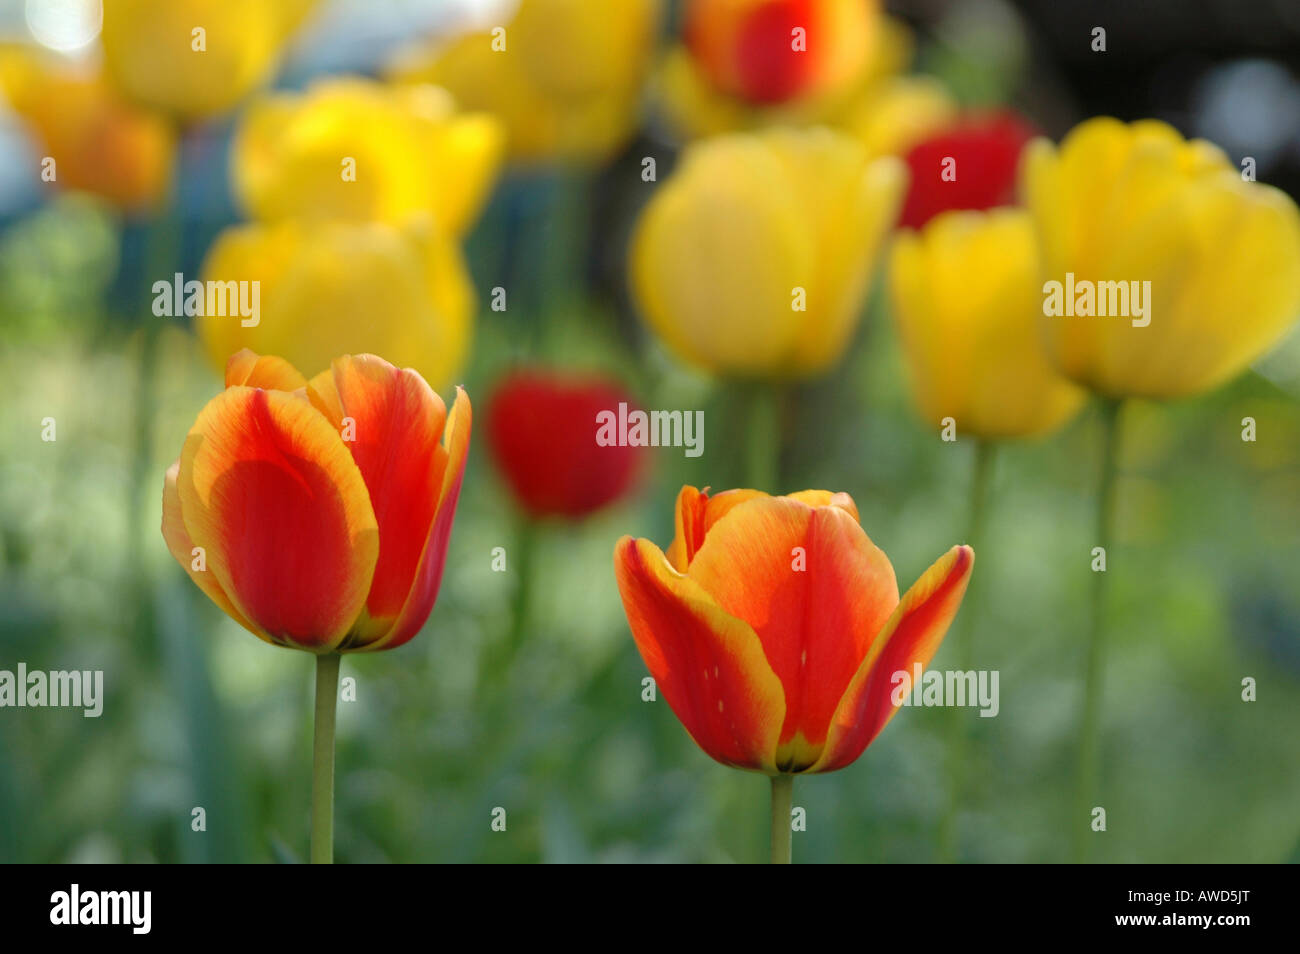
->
[162, 349, 471, 653]
[614, 486, 973, 775]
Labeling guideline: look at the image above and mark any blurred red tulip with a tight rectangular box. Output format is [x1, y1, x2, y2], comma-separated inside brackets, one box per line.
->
[486, 369, 645, 519]
[899, 111, 1037, 230]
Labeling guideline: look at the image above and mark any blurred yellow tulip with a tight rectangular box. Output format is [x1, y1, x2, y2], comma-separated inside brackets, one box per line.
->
[198, 218, 472, 390]
[889, 209, 1086, 439]
[386, 0, 659, 164]
[1022, 117, 1300, 399]
[100, 0, 316, 121]
[0, 47, 173, 212]
[841, 76, 957, 161]
[232, 77, 504, 235]
[630, 127, 904, 379]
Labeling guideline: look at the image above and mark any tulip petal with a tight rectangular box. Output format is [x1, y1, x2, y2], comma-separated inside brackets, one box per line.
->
[315, 354, 447, 646]
[629, 134, 815, 375]
[687, 496, 900, 771]
[812, 545, 974, 773]
[161, 459, 265, 642]
[666, 486, 862, 571]
[665, 485, 766, 571]
[199, 219, 475, 393]
[224, 348, 308, 391]
[176, 386, 379, 650]
[786, 489, 860, 522]
[360, 385, 471, 652]
[614, 535, 786, 773]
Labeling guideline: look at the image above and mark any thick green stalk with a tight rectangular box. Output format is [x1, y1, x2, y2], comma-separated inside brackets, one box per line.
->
[1073, 399, 1123, 863]
[745, 384, 781, 492]
[939, 439, 996, 862]
[770, 774, 793, 864]
[311, 653, 341, 864]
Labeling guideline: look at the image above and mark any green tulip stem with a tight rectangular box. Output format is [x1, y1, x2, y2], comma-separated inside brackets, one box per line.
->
[1073, 398, 1123, 863]
[311, 653, 341, 864]
[745, 384, 781, 492]
[129, 177, 180, 637]
[505, 517, 538, 663]
[770, 774, 793, 864]
[939, 438, 996, 862]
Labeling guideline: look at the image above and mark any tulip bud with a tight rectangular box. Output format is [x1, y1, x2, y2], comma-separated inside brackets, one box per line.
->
[630, 127, 904, 379]
[889, 209, 1086, 439]
[1021, 117, 1300, 399]
[683, 0, 877, 105]
[198, 218, 474, 393]
[898, 111, 1037, 230]
[0, 48, 174, 213]
[231, 77, 504, 236]
[101, 0, 314, 121]
[615, 486, 973, 774]
[486, 369, 646, 519]
[162, 350, 470, 652]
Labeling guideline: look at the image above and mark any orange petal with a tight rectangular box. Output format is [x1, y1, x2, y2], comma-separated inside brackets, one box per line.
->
[665, 485, 768, 571]
[687, 496, 900, 771]
[305, 365, 345, 427]
[787, 489, 860, 522]
[359, 384, 471, 652]
[615, 535, 786, 773]
[311, 354, 447, 645]
[811, 545, 974, 773]
[224, 348, 309, 391]
[160, 459, 265, 642]
[176, 386, 379, 650]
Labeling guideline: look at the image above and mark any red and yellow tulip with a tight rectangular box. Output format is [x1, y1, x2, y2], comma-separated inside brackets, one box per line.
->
[683, 0, 877, 106]
[614, 486, 973, 774]
[162, 349, 471, 653]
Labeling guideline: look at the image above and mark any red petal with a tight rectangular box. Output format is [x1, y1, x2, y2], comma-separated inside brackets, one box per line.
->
[812, 545, 974, 772]
[687, 496, 899, 771]
[314, 354, 447, 644]
[175, 386, 378, 650]
[361, 385, 471, 651]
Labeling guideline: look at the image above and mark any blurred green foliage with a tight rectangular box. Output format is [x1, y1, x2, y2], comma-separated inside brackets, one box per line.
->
[2, 190, 1297, 863]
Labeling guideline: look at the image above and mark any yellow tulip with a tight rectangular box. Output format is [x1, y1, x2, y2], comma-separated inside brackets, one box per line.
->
[198, 218, 472, 391]
[231, 77, 504, 235]
[889, 209, 1086, 439]
[0, 46, 173, 212]
[630, 127, 904, 378]
[840, 76, 957, 161]
[386, 0, 659, 164]
[1022, 117, 1300, 399]
[100, 0, 315, 121]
